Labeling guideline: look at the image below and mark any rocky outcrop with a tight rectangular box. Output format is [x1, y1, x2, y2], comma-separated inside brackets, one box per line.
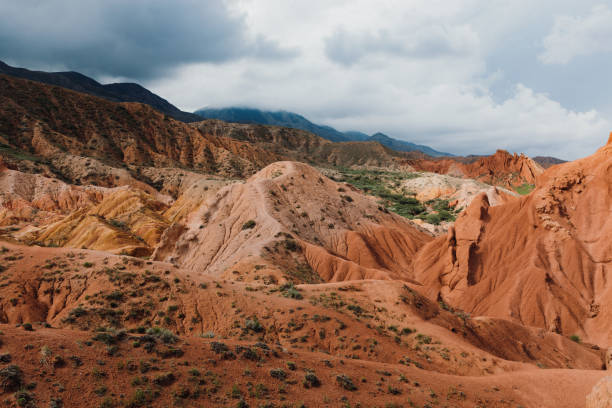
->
[411, 135, 612, 345]
[587, 377, 612, 408]
[0, 165, 107, 226]
[411, 149, 544, 188]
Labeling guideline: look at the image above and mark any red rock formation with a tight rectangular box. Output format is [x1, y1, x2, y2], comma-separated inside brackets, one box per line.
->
[411, 135, 612, 345]
[0, 74, 279, 184]
[411, 149, 544, 188]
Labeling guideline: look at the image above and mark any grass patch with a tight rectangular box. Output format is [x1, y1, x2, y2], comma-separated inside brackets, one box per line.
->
[336, 168, 459, 223]
[514, 183, 535, 195]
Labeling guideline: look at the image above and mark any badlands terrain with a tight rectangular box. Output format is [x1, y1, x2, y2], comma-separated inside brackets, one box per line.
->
[0, 73, 610, 407]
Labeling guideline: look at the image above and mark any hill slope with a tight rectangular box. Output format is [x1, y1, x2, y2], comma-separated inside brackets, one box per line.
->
[195, 120, 416, 169]
[0, 241, 607, 407]
[0, 74, 278, 184]
[0, 60, 201, 122]
[410, 149, 544, 188]
[154, 161, 432, 282]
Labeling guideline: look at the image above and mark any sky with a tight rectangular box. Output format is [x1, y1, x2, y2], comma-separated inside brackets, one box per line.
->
[1, 0, 612, 159]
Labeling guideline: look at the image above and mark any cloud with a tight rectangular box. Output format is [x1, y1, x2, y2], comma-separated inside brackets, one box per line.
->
[539, 4, 612, 64]
[154, 56, 609, 160]
[0, 0, 297, 79]
[319, 83, 609, 160]
[2, 0, 610, 160]
[324, 24, 480, 66]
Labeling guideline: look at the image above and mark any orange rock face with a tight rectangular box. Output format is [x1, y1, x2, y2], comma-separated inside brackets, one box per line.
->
[411, 149, 544, 188]
[411, 137, 612, 345]
[0, 165, 107, 226]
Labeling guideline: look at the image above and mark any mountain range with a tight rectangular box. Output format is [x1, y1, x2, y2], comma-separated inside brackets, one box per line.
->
[1, 60, 569, 164]
[0, 60, 453, 157]
[195, 106, 453, 156]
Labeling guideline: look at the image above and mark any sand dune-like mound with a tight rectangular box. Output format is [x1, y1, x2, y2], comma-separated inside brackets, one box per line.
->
[0, 165, 106, 226]
[411, 135, 612, 345]
[154, 161, 432, 282]
[31, 188, 169, 256]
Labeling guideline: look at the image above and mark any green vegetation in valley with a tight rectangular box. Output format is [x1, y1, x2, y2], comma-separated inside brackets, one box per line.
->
[0, 142, 47, 163]
[333, 168, 459, 224]
[514, 183, 535, 195]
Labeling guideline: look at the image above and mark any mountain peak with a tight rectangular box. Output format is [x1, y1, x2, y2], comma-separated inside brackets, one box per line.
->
[370, 132, 392, 140]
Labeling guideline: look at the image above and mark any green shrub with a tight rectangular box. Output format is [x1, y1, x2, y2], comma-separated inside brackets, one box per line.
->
[283, 239, 299, 252]
[126, 388, 157, 408]
[152, 372, 175, 386]
[303, 372, 320, 388]
[269, 368, 287, 380]
[242, 220, 256, 230]
[14, 390, 34, 407]
[0, 365, 23, 392]
[280, 283, 303, 300]
[92, 329, 126, 345]
[336, 374, 357, 391]
[244, 318, 263, 333]
[210, 342, 229, 354]
[145, 327, 177, 344]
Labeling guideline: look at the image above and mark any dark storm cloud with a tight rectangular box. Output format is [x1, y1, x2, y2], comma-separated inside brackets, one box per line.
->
[0, 0, 297, 79]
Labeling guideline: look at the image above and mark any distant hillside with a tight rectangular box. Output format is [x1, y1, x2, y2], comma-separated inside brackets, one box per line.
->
[368, 132, 452, 157]
[342, 130, 370, 141]
[0, 60, 201, 123]
[194, 107, 351, 142]
[194, 107, 452, 156]
[533, 156, 567, 168]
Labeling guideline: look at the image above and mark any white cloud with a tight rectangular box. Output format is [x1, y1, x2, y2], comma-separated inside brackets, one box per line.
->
[121, 0, 612, 159]
[324, 23, 480, 66]
[324, 83, 609, 159]
[539, 4, 612, 64]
